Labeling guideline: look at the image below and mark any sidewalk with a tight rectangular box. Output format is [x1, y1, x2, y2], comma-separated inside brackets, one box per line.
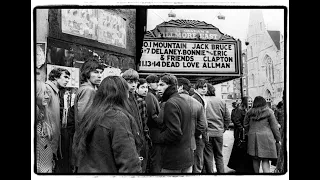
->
[213, 129, 276, 173]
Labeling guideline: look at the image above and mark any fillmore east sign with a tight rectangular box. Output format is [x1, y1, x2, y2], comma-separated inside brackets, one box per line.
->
[153, 26, 222, 40]
[138, 19, 242, 76]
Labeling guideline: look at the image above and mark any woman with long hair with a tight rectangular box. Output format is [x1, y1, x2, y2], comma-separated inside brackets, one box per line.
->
[36, 80, 55, 173]
[244, 96, 281, 173]
[72, 76, 142, 173]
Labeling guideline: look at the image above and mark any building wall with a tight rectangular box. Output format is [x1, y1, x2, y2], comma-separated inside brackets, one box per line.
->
[49, 9, 137, 69]
[35, 9, 49, 82]
[242, 49, 249, 97]
[35, 8, 139, 88]
[214, 84, 222, 99]
[245, 10, 284, 105]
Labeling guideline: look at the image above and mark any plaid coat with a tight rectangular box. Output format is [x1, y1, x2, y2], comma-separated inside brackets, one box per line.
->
[136, 94, 149, 132]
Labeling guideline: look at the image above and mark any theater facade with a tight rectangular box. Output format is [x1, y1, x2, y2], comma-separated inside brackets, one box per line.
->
[137, 19, 243, 85]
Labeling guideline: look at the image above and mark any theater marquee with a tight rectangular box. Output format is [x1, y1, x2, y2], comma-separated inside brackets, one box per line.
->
[138, 19, 242, 76]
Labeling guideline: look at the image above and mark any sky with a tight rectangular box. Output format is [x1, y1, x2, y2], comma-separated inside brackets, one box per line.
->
[147, 8, 285, 48]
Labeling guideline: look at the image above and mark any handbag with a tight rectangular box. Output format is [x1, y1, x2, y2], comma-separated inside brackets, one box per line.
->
[236, 128, 246, 149]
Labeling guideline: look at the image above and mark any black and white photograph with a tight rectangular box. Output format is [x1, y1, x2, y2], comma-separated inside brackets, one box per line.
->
[32, 0, 288, 179]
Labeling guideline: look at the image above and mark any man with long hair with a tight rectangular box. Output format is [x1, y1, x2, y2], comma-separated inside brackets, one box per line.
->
[72, 60, 104, 171]
[74, 60, 104, 133]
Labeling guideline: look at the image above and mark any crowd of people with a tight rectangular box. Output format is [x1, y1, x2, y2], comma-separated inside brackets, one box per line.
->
[228, 93, 285, 173]
[35, 60, 286, 174]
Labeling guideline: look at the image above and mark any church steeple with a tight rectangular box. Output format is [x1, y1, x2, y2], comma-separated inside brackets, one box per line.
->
[247, 10, 266, 39]
[246, 10, 267, 59]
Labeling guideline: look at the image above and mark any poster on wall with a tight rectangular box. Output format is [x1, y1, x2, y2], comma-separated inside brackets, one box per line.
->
[46, 64, 80, 88]
[36, 42, 46, 68]
[46, 45, 75, 67]
[61, 9, 126, 49]
[97, 9, 126, 48]
[61, 9, 98, 40]
[139, 40, 237, 73]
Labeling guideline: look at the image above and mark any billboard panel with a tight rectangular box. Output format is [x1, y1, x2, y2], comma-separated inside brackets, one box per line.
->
[139, 40, 238, 73]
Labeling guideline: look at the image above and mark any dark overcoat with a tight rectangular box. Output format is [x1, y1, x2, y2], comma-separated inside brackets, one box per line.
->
[158, 86, 193, 170]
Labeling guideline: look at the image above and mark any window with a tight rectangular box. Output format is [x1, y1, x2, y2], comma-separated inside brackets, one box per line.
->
[267, 60, 274, 83]
[222, 86, 228, 93]
[249, 74, 255, 87]
[264, 56, 275, 83]
[252, 74, 255, 87]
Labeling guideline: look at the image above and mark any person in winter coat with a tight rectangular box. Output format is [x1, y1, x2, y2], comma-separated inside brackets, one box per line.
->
[36, 80, 55, 173]
[122, 69, 148, 173]
[72, 76, 142, 173]
[244, 96, 281, 173]
[146, 74, 161, 101]
[231, 97, 249, 143]
[74, 60, 104, 134]
[148, 100, 166, 173]
[202, 83, 230, 173]
[191, 79, 207, 173]
[145, 75, 161, 173]
[275, 90, 286, 173]
[274, 101, 284, 131]
[45, 67, 70, 172]
[72, 60, 104, 171]
[135, 78, 153, 173]
[227, 96, 254, 173]
[157, 73, 193, 173]
[177, 78, 207, 155]
[230, 102, 238, 137]
[136, 78, 151, 140]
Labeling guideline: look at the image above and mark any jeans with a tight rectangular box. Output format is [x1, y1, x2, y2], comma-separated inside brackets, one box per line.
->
[161, 166, 193, 173]
[192, 137, 205, 173]
[203, 136, 224, 173]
